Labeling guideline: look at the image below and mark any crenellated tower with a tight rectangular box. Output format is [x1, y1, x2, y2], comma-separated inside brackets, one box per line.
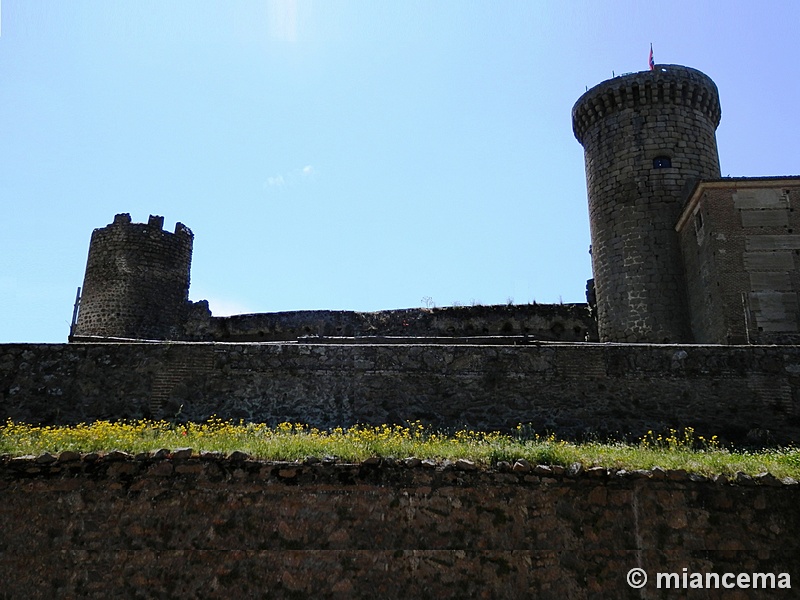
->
[72, 213, 194, 340]
[573, 65, 722, 342]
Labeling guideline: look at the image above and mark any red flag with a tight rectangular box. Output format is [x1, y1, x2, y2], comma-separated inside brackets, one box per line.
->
[649, 44, 655, 70]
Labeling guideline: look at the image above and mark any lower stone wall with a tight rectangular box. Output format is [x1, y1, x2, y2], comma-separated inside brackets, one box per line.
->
[0, 454, 797, 599]
[2, 341, 800, 443]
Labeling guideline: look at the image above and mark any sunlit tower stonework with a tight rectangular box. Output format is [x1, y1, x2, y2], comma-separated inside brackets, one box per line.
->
[572, 65, 722, 342]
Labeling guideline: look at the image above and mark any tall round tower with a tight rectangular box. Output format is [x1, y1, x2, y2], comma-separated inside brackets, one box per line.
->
[73, 213, 194, 340]
[572, 64, 722, 342]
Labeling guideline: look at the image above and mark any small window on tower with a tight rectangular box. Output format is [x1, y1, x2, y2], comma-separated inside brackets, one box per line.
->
[653, 156, 672, 168]
[694, 210, 705, 246]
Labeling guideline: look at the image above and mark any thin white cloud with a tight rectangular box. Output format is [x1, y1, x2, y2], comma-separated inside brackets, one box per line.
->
[267, 0, 298, 43]
[263, 165, 316, 191]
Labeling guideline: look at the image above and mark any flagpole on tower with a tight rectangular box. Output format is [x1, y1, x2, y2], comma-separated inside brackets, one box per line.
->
[649, 43, 655, 70]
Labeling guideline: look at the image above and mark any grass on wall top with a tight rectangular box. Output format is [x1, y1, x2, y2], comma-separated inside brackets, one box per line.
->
[1, 419, 800, 479]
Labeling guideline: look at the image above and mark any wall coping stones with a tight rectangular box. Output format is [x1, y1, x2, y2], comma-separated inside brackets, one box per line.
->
[11, 339, 800, 348]
[1, 452, 797, 487]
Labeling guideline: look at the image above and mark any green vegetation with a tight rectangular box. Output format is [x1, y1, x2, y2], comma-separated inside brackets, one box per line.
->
[1, 419, 799, 479]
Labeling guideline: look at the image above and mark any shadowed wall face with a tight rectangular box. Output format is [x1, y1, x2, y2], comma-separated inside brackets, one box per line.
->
[573, 65, 722, 343]
[3, 342, 799, 445]
[73, 214, 193, 340]
[0, 457, 797, 598]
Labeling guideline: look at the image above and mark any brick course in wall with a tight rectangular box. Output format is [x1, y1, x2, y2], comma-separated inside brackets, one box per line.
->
[0, 454, 797, 599]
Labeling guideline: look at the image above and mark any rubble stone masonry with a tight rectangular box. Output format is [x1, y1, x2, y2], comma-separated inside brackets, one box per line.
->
[3, 341, 800, 444]
[72, 214, 194, 341]
[0, 453, 797, 599]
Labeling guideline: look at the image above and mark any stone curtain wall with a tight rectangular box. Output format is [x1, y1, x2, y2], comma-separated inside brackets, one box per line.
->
[2, 341, 800, 443]
[206, 303, 597, 343]
[573, 65, 722, 343]
[0, 454, 797, 599]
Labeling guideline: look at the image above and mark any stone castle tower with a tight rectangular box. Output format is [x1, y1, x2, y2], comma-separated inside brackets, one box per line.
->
[72, 213, 194, 340]
[572, 65, 722, 342]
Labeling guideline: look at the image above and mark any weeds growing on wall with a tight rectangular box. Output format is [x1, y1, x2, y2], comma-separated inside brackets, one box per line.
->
[1, 419, 799, 478]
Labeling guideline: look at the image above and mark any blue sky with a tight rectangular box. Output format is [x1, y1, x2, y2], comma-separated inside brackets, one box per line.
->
[1, 1, 798, 342]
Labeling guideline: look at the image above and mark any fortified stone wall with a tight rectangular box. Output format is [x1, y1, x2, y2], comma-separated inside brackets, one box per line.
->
[73, 214, 194, 341]
[573, 65, 722, 343]
[206, 303, 596, 342]
[0, 454, 797, 599]
[3, 342, 800, 444]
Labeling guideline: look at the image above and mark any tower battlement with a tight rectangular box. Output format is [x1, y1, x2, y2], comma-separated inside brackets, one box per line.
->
[110, 212, 194, 239]
[572, 65, 721, 144]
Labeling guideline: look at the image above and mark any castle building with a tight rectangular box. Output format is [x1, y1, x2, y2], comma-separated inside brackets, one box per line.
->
[7, 64, 798, 443]
[573, 64, 799, 344]
[572, 65, 722, 343]
[71, 65, 799, 346]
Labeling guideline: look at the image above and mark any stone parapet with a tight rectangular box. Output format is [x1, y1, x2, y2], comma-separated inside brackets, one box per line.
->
[206, 303, 597, 342]
[572, 64, 721, 144]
